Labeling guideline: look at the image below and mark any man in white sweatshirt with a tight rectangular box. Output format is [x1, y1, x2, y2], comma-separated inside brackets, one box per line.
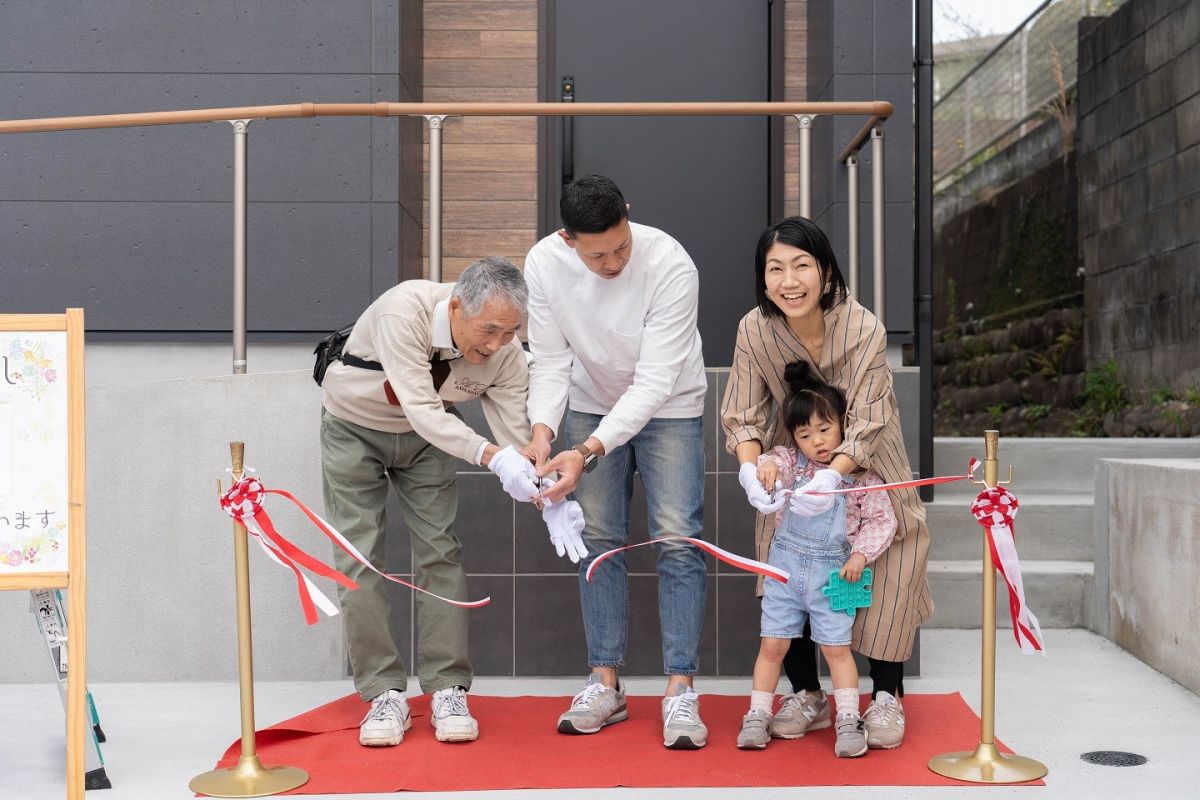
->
[523, 175, 710, 749]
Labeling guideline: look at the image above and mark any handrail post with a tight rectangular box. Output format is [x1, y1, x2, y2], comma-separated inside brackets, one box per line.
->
[425, 115, 447, 282]
[871, 124, 885, 325]
[230, 119, 250, 375]
[796, 114, 814, 219]
[846, 155, 860, 299]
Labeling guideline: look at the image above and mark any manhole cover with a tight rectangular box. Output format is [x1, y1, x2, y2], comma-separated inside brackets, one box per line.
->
[1080, 751, 1147, 767]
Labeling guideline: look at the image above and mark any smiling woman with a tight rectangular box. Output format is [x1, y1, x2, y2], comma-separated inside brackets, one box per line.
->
[721, 215, 931, 752]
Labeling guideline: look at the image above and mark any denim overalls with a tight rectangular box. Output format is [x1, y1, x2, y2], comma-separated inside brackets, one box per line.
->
[760, 458, 857, 646]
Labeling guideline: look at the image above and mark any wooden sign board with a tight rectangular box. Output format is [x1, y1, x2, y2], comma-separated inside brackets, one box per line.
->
[0, 310, 87, 800]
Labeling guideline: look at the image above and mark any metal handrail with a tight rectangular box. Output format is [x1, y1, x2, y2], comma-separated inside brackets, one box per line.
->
[0, 100, 892, 134]
[0, 100, 895, 371]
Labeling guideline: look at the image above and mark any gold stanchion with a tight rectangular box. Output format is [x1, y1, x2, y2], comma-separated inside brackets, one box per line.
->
[928, 430, 1047, 784]
[190, 443, 309, 797]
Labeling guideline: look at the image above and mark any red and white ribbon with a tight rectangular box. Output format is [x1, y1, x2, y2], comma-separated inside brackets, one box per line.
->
[786, 458, 981, 498]
[585, 461, 985, 585]
[971, 485, 1044, 654]
[585, 536, 788, 584]
[220, 476, 490, 625]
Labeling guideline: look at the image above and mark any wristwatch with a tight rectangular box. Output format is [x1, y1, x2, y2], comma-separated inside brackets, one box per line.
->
[573, 442, 599, 473]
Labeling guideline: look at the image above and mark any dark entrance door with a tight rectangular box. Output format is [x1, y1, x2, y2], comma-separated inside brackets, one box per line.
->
[544, 0, 773, 365]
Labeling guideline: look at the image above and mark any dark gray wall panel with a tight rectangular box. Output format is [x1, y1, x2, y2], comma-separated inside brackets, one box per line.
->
[0, 74, 383, 202]
[371, 202, 402, 293]
[371, 75, 402, 204]
[0, 201, 374, 331]
[873, 0, 914, 73]
[874, 74, 915, 205]
[0, 1, 377, 73]
[1, 1, 418, 332]
[829, 0, 875, 74]
[374, 0, 402, 75]
[246, 202, 377, 331]
[807, 0, 915, 334]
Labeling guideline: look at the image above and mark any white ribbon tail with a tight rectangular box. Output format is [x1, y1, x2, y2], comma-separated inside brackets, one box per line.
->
[988, 522, 1045, 655]
[585, 536, 787, 584]
[244, 519, 340, 619]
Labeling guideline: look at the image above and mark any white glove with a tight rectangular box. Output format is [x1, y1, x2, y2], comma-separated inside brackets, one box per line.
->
[543, 499, 588, 563]
[487, 446, 541, 503]
[789, 468, 842, 516]
[738, 462, 787, 514]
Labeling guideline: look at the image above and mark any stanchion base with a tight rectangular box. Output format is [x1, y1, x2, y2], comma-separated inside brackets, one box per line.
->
[190, 755, 308, 798]
[929, 743, 1047, 784]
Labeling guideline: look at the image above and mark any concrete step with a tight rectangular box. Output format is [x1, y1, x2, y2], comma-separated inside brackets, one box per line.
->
[925, 559, 1093, 629]
[933, 437, 1200, 496]
[926, 494, 1094, 561]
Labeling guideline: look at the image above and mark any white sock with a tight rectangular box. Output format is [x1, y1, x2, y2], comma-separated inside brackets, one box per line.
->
[834, 687, 860, 719]
[750, 690, 775, 714]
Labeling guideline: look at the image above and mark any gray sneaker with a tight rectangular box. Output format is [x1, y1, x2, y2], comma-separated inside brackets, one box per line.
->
[557, 675, 628, 734]
[834, 714, 868, 758]
[662, 686, 708, 749]
[736, 708, 772, 750]
[768, 689, 831, 739]
[863, 691, 905, 749]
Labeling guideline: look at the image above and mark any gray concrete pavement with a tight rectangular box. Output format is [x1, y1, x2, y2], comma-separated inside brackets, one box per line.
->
[6, 629, 1195, 800]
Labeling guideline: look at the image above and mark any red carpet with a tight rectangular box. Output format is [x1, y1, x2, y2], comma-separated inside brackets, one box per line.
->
[215, 692, 1043, 793]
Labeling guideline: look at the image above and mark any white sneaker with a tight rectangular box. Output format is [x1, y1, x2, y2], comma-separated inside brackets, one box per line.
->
[431, 686, 479, 742]
[359, 689, 411, 747]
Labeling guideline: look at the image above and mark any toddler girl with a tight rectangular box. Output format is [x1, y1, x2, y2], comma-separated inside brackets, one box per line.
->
[737, 360, 896, 756]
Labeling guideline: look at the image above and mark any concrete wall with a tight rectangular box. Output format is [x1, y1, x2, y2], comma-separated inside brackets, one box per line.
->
[2, 366, 921, 682]
[0, 0, 424, 332]
[932, 151, 1080, 326]
[1094, 459, 1200, 696]
[1, 372, 341, 682]
[806, 0, 914, 334]
[1077, 0, 1200, 391]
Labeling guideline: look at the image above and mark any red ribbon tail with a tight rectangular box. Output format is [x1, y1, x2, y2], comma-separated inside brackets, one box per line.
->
[247, 529, 320, 625]
[253, 509, 358, 591]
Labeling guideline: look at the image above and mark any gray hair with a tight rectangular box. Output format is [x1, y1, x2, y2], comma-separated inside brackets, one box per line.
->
[451, 256, 528, 318]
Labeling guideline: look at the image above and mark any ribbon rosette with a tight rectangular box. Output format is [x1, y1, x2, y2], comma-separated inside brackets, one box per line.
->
[220, 476, 489, 625]
[971, 485, 1045, 654]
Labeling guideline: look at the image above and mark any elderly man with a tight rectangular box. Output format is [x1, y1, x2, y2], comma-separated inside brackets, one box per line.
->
[320, 257, 584, 747]
[523, 176, 710, 749]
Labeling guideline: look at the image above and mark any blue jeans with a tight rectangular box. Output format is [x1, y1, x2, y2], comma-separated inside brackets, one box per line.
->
[564, 410, 707, 675]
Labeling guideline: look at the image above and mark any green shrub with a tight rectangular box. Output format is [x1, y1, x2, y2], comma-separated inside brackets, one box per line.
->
[1075, 361, 1129, 436]
[1149, 387, 1176, 405]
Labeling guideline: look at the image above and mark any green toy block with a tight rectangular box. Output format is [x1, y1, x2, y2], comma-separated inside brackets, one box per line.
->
[823, 567, 873, 616]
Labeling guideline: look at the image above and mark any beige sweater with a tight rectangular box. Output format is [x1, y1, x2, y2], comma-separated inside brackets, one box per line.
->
[322, 280, 531, 464]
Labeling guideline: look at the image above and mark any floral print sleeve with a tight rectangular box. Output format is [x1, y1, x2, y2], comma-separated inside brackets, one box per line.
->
[757, 445, 799, 487]
[845, 469, 897, 563]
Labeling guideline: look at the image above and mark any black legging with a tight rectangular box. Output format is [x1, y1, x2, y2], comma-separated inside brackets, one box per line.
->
[781, 623, 905, 699]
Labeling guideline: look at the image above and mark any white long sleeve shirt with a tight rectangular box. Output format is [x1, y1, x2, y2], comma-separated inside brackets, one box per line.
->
[524, 222, 706, 453]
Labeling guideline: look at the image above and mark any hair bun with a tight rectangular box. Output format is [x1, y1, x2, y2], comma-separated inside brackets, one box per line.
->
[783, 360, 814, 389]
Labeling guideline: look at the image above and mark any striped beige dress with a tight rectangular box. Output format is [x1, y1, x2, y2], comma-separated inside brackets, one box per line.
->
[720, 296, 932, 662]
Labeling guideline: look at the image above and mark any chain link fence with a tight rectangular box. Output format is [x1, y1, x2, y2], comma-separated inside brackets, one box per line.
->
[934, 0, 1126, 187]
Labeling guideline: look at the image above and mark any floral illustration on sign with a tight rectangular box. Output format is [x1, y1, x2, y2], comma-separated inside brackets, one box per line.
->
[5, 339, 59, 401]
